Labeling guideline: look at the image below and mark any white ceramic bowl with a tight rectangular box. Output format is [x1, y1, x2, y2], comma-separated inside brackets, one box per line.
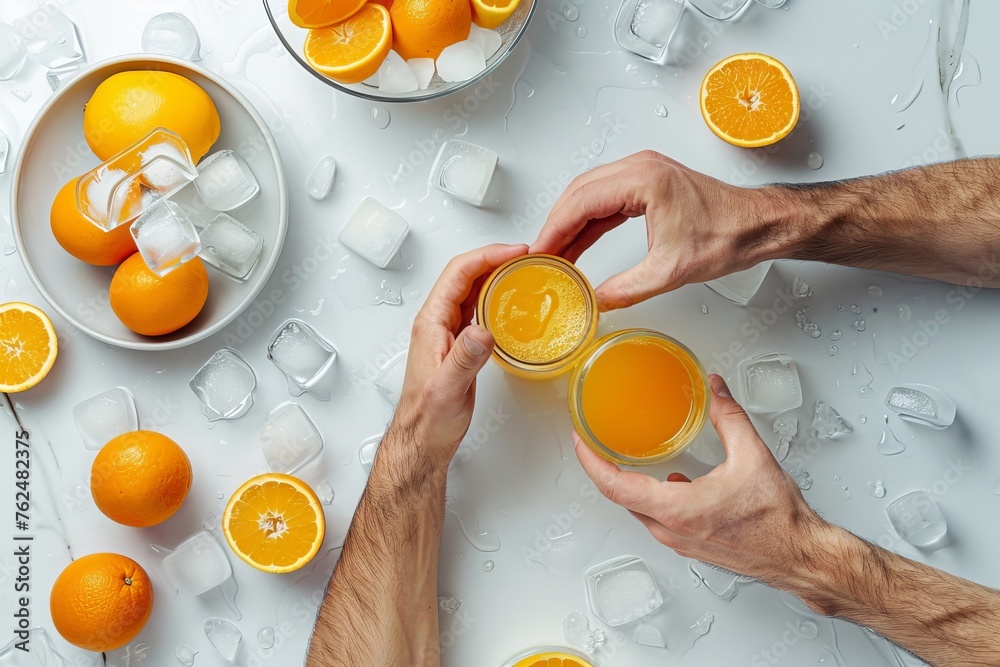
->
[11, 55, 288, 351]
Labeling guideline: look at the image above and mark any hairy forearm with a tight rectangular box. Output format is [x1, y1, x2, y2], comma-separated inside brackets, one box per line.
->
[306, 424, 447, 667]
[755, 158, 1000, 285]
[778, 523, 1000, 667]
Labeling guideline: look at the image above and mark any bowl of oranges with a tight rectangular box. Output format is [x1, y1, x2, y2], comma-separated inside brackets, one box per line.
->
[264, 0, 535, 101]
[11, 55, 288, 351]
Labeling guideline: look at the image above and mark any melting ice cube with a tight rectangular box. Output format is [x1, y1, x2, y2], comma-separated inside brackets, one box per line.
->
[810, 400, 853, 439]
[376, 50, 419, 94]
[436, 40, 487, 83]
[771, 415, 797, 461]
[791, 276, 812, 298]
[737, 353, 803, 413]
[14, 5, 86, 69]
[339, 197, 409, 269]
[634, 623, 666, 648]
[189, 348, 257, 422]
[429, 139, 498, 207]
[142, 12, 201, 61]
[884, 384, 956, 429]
[305, 155, 337, 200]
[408, 58, 435, 90]
[469, 25, 502, 59]
[439, 596, 462, 614]
[705, 261, 773, 306]
[359, 433, 382, 474]
[198, 213, 263, 281]
[885, 490, 947, 548]
[204, 617, 242, 661]
[45, 63, 79, 91]
[630, 0, 683, 48]
[258, 402, 324, 474]
[195, 150, 260, 212]
[267, 319, 338, 399]
[374, 351, 407, 405]
[0, 23, 27, 81]
[131, 199, 202, 276]
[585, 556, 663, 626]
[161, 531, 233, 596]
[73, 386, 138, 450]
[315, 480, 335, 505]
[564, 610, 606, 652]
[175, 645, 197, 666]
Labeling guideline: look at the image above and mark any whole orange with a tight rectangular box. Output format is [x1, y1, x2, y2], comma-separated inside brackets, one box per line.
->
[109, 253, 209, 336]
[91, 430, 192, 528]
[50, 178, 138, 266]
[390, 0, 472, 60]
[50, 553, 153, 652]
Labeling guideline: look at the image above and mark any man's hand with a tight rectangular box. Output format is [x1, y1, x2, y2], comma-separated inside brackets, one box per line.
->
[530, 151, 780, 311]
[575, 374, 824, 583]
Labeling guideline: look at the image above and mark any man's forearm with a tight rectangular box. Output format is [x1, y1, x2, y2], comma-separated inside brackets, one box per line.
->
[306, 424, 448, 667]
[753, 158, 1000, 285]
[776, 523, 1000, 667]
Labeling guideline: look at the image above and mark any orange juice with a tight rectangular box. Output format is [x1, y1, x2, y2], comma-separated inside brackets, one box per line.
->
[477, 255, 597, 379]
[569, 330, 708, 464]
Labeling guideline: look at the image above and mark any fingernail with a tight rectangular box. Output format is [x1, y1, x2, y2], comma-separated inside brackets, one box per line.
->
[710, 374, 731, 398]
[464, 329, 488, 356]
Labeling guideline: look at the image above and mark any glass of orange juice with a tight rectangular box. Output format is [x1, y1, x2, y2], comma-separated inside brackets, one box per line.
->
[569, 329, 709, 465]
[476, 254, 598, 380]
[502, 646, 596, 667]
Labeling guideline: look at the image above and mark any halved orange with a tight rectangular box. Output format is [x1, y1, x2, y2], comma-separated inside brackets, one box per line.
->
[222, 473, 326, 574]
[472, 0, 520, 30]
[700, 53, 800, 148]
[0, 302, 58, 393]
[512, 652, 594, 667]
[303, 4, 392, 84]
[289, 0, 368, 28]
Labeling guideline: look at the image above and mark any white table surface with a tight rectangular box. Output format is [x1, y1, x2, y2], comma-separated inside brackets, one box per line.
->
[2, 0, 998, 665]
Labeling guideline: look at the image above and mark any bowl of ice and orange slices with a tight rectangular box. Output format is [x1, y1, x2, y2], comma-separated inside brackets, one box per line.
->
[264, 0, 535, 101]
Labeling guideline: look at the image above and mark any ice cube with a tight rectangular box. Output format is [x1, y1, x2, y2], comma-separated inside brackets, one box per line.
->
[161, 531, 233, 596]
[195, 150, 260, 212]
[198, 213, 264, 281]
[634, 623, 666, 648]
[189, 348, 257, 422]
[585, 556, 663, 626]
[810, 400, 853, 439]
[436, 40, 487, 83]
[884, 384, 956, 429]
[73, 387, 138, 450]
[175, 645, 197, 666]
[305, 155, 337, 200]
[45, 63, 78, 91]
[374, 351, 407, 405]
[439, 596, 462, 614]
[257, 627, 275, 649]
[687, 0, 747, 19]
[204, 617, 242, 661]
[736, 353, 803, 413]
[142, 12, 201, 61]
[705, 261, 773, 306]
[885, 490, 947, 547]
[258, 402, 324, 474]
[429, 139, 498, 207]
[359, 433, 382, 474]
[791, 276, 812, 298]
[408, 58, 435, 90]
[130, 200, 202, 276]
[0, 132, 7, 176]
[0, 628, 69, 666]
[267, 319, 338, 399]
[315, 480, 335, 505]
[377, 50, 419, 94]
[339, 197, 409, 269]
[14, 5, 86, 69]
[564, 610, 605, 652]
[469, 24, 502, 59]
[630, 0, 683, 48]
[0, 23, 27, 81]
[771, 415, 797, 461]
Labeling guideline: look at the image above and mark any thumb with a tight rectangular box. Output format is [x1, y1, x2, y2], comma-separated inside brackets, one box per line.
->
[434, 325, 495, 398]
[708, 375, 770, 463]
[594, 254, 673, 311]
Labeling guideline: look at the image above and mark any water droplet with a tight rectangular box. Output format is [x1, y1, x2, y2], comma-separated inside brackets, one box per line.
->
[409, 290, 420, 300]
[563, 5, 580, 20]
[374, 279, 403, 306]
[850, 304, 861, 314]
[830, 330, 842, 341]
[654, 103, 668, 118]
[837, 304, 846, 312]
[859, 415, 868, 424]
[257, 626, 275, 649]
[854, 319, 866, 332]
[443, 198, 454, 209]
[817, 647, 839, 665]
[371, 105, 391, 130]
[890, 77, 924, 112]
[807, 152, 824, 170]
[439, 596, 462, 614]
[4, 278, 18, 297]
[310, 298, 325, 316]
[868, 285, 883, 297]
[799, 620, 819, 640]
[625, 64, 639, 76]
[203, 512, 217, 531]
[868, 480, 886, 498]
[795, 471, 813, 490]
[449, 500, 501, 552]
[2, 243, 15, 256]
[216, 492, 224, 500]
[676, 613, 714, 656]
[877, 422, 906, 456]
[483, 560, 494, 571]
[575, 25, 588, 38]
[828, 345, 838, 356]
[701, 304, 708, 314]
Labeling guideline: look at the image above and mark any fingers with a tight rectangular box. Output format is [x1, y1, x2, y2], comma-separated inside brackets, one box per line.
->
[562, 214, 629, 263]
[573, 432, 681, 517]
[666, 472, 691, 483]
[430, 325, 494, 403]
[593, 252, 675, 311]
[708, 375, 772, 463]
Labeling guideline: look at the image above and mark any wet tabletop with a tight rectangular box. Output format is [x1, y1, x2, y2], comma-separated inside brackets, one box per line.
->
[2, 0, 999, 665]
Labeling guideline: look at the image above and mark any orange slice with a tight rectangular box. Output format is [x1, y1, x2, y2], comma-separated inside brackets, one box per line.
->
[700, 52, 800, 148]
[289, 0, 368, 27]
[512, 652, 594, 667]
[304, 4, 392, 84]
[222, 473, 326, 574]
[472, 0, 521, 30]
[0, 302, 58, 393]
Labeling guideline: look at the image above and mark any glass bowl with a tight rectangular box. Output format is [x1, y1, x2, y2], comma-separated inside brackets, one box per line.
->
[263, 0, 537, 103]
